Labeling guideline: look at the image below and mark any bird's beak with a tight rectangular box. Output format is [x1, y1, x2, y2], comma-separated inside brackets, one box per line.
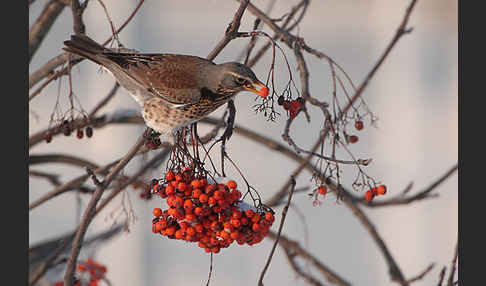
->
[243, 81, 267, 96]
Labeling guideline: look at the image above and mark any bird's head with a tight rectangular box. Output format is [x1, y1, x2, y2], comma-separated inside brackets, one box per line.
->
[212, 62, 267, 97]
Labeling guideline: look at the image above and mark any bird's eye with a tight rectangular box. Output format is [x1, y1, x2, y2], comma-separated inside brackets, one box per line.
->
[235, 77, 247, 85]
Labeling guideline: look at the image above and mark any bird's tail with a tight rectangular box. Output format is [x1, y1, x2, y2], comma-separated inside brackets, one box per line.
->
[63, 34, 108, 65]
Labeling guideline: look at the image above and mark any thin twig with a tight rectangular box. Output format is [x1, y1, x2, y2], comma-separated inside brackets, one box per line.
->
[205, 253, 214, 286]
[29, 159, 119, 210]
[95, 148, 171, 213]
[258, 177, 296, 286]
[437, 267, 446, 286]
[363, 164, 458, 207]
[29, 170, 61, 187]
[446, 239, 459, 286]
[407, 263, 435, 283]
[207, 0, 250, 61]
[281, 246, 324, 286]
[267, 232, 351, 286]
[30, 153, 100, 169]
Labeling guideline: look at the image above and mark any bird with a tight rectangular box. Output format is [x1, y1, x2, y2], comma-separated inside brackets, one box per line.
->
[63, 34, 267, 141]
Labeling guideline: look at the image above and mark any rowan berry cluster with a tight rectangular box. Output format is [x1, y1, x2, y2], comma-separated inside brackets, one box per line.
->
[151, 169, 275, 254]
[364, 185, 387, 202]
[278, 96, 304, 118]
[52, 258, 107, 286]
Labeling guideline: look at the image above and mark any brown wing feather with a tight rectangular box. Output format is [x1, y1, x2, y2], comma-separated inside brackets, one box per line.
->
[103, 53, 212, 105]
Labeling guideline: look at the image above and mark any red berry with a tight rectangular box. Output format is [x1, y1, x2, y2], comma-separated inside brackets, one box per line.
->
[259, 87, 269, 98]
[264, 212, 275, 222]
[183, 199, 194, 211]
[199, 194, 209, 203]
[227, 180, 237, 189]
[165, 185, 175, 195]
[355, 120, 364, 131]
[177, 182, 187, 192]
[348, 135, 359, 144]
[317, 185, 327, 196]
[76, 129, 84, 139]
[165, 171, 175, 181]
[376, 185, 387, 195]
[153, 208, 162, 217]
[232, 210, 242, 219]
[245, 209, 255, 218]
[364, 190, 375, 202]
[192, 188, 202, 199]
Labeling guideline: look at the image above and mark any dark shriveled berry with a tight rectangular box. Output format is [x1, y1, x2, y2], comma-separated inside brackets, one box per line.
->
[63, 125, 71, 136]
[45, 132, 52, 143]
[85, 126, 93, 138]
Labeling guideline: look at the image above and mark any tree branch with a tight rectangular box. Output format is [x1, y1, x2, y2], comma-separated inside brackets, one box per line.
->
[29, 0, 67, 63]
[64, 131, 147, 285]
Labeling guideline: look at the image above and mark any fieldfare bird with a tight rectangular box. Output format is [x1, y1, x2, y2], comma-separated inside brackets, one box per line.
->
[63, 34, 266, 139]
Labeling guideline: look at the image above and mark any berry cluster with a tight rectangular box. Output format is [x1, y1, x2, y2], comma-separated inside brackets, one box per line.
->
[364, 185, 387, 202]
[278, 97, 304, 118]
[52, 258, 107, 286]
[45, 120, 93, 144]
[151, 169, 275, 254]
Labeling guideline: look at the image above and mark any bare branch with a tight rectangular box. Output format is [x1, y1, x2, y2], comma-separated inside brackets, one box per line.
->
[29, 170, 61, 187]
[446, 239, 459, 286]
[339, 191, 409, 285]
[29, 157, 119, 210]
[29, 153, 100, 170]
[207, 0, 250, 61]
[268, 232, 351, 286]
[70, 0, 86, 34]
[29, 0, 67, 63]
[259, 177, 296, 286]
[363, 164, 458, 207]
[64, 130, 147, 285]
[282, 246, 324, 286]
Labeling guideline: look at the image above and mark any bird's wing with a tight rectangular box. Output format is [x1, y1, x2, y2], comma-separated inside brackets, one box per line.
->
[102, 53, 213, 106]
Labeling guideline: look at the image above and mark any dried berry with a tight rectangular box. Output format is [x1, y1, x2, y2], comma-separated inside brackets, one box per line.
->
[45, 132, 52, 143]
[76, 129, 84, 139]
[85, 126, 93, 138]
[348, 135, 359, 144]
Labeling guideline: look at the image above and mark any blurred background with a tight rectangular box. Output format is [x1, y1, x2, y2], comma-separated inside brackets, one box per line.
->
[29, 0, 458, 285]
